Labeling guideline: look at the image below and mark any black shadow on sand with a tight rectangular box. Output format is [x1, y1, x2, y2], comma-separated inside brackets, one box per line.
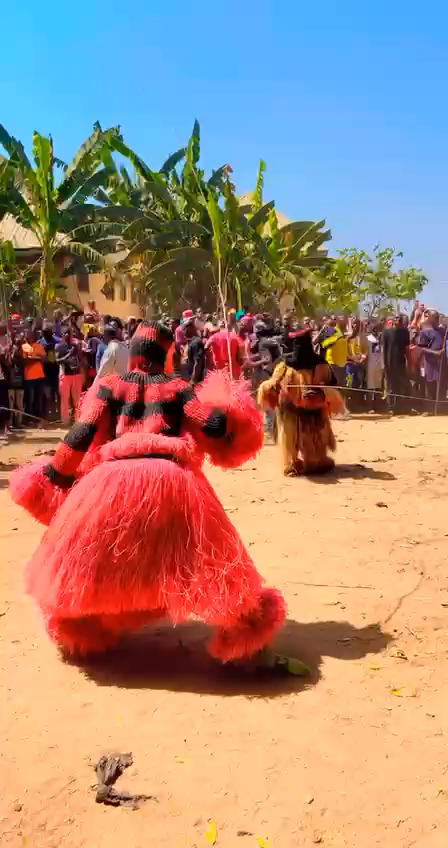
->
[75, 618, 393, 699]
[309, 464, 396, 484]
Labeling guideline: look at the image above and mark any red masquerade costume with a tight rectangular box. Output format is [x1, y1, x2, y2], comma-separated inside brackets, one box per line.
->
[11, 322, 285, 661]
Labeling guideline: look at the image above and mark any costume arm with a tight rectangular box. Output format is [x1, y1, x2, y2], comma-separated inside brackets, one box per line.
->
[182, 370, 263, 469]
[43, 377, 116, 489]
[10, 377, 118, 523]
[257, 362, 287, 409]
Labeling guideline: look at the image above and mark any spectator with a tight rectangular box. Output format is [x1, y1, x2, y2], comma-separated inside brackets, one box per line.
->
[83, 323, 101, 388]
[127, 316, 139, 339]
[81, 311, 98, 339]
[175, 310, 190, 351]
[110, 316, 125, 340]
[0, 323, 10, 439]
[206, 320, 245, 379]
[96, 324, 129, 378]
[281, 312, 296, 354]
[41, 321, 60, 419]
[195, 307, 205, 336]
[8, 332, 25, 428]
[250, 321, 282, 383]
[346, 318, 368, 389]
[366, 324, 383, 396]
[56, 329, 84, 426]
[417, 309, 446, 402]
[22, 328, 46, 424]
[227, 309, 237, 331]
[382, 314, 410, 413]
[53, 309, 63, 339]
[68, 310, 84, 340]
[181, 317, 205, 384]
[95, 334, 108, 372]
[86, 300, 100, 322]
[320, 316, 348, 385]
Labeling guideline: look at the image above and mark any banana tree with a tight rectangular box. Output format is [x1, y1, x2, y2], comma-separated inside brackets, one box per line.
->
[261, 215, 331, 313]
[84, 119, 332, 315]
[0, 238, 20, 319]
[0, 122, 122, 310]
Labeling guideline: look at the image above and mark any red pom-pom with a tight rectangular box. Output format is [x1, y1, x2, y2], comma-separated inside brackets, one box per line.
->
[10, 457, 70, 525]
[208, 587, 286, 662]
[192, 371, 264, 469]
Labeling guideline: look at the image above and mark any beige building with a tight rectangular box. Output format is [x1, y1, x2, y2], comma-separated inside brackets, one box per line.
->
[0, 215, 142, 318]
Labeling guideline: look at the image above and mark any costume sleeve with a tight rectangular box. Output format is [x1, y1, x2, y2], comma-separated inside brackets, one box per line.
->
[43, 377, 116, 489]
[257, 362, 287, 409]
[182, 370, 263, 468]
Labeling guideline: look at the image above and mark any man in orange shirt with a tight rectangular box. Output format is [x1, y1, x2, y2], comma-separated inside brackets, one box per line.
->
[22, 328, 46, 423]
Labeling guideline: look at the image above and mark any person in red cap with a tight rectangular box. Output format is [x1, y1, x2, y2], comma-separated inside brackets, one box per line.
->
[11, 321, 285, 663]
[258, 329, 344, 475]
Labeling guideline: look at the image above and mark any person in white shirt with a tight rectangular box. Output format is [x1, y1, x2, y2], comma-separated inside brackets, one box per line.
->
[96, 325, 129, 378]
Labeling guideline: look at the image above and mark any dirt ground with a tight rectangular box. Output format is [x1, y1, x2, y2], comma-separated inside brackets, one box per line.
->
[2, 416, 448, 847]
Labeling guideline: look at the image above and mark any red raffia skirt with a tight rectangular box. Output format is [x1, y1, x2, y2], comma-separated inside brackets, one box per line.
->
[25, 436, 285, 661]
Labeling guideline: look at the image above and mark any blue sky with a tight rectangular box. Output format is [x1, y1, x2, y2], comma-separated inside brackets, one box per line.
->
[2, 1, 448, 305]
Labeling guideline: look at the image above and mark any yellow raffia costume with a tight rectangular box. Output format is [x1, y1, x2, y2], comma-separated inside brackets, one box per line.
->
[258, 331, 345, 476]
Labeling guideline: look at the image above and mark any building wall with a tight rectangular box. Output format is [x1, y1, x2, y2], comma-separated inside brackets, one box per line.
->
[58, 256, 143, 318]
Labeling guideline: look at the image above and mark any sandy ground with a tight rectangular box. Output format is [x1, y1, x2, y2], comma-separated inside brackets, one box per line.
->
[2, 417, 448, 847]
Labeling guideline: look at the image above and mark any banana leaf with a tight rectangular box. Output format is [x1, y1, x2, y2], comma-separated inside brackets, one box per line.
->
[160, 148, 186, 175]
[249, 200, 275, 231]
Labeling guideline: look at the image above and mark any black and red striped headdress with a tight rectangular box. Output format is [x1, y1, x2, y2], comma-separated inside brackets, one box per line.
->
[128, 321, 173, 371]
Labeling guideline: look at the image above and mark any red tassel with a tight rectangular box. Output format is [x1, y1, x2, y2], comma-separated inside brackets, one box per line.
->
[192, 371, 264, 469]
[208, 588, 286, 662]
[10, 457, 70, 526]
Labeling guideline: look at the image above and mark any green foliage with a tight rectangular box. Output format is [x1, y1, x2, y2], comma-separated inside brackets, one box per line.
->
[0, 238, 41, 318]
[3, 116, 423, 322]
[103, 123, 331, 314]
[252, 160, 266, 213]
[0, 121, 124, 308]
[318, 246, 427, 317]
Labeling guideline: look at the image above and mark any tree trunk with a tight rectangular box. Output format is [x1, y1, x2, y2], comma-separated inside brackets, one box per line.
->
[39, 249, 54, 312]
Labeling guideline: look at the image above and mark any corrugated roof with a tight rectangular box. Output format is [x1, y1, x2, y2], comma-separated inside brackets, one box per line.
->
[238, 193, 292, 230]
[0, 214, 121, 258]
[0, 214, 40, 249]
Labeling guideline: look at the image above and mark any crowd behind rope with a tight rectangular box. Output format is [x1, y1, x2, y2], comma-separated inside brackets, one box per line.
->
[0, 299, 446, 441]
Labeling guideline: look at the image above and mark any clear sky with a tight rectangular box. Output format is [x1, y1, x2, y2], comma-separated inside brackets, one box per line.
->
[2, 1, 448, 305]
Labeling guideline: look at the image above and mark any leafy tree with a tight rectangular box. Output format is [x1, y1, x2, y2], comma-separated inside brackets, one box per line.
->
[0, 122, 122, 309]
[318, 246, 427, 317]
[363, 247, 427, 317]
[107, 123, 331, 314]
[0, 117, 333, 316]
[317, 248, 370, 314]
[0, 239, 21, 319]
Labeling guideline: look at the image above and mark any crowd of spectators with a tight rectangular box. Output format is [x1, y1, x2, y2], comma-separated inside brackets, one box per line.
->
[0, 299, 446, 441]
